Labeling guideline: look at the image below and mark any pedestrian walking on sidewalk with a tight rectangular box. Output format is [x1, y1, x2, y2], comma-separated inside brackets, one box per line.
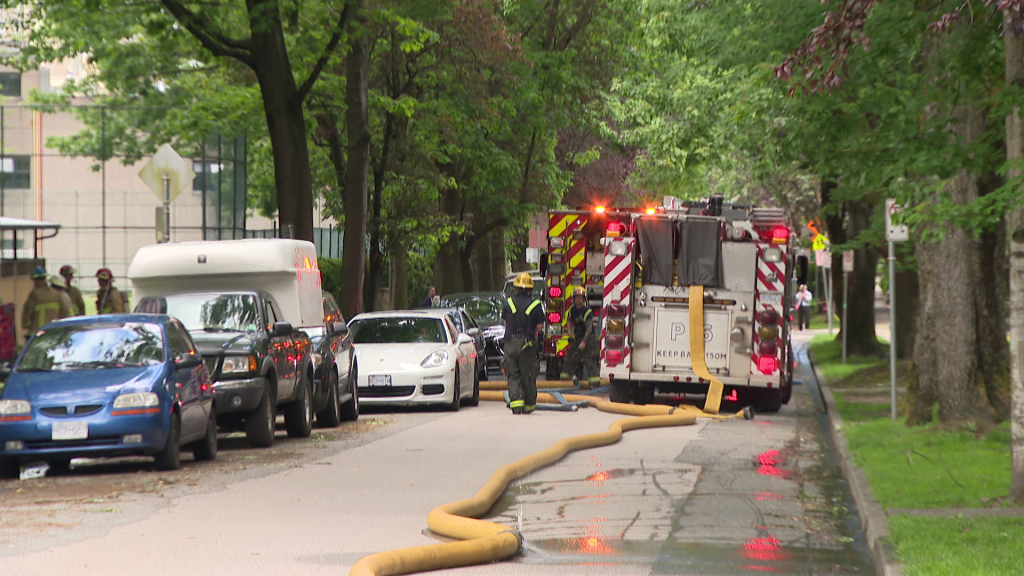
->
[795, 284, 813, 330]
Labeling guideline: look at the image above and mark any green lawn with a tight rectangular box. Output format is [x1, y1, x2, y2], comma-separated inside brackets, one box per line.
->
[808, 336, 1022, 575]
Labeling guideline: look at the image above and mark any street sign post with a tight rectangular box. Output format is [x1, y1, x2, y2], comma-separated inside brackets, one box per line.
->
[139, 144, 195, 243]
[842, 251, 854, 364]
[884, 199, 908, 421]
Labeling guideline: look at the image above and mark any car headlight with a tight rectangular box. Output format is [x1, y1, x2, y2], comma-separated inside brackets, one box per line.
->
[0, 399, 31, 415]
[222, 355, 257, 374]
[421, 350, 449, 368]
[113, 392, 159, 409]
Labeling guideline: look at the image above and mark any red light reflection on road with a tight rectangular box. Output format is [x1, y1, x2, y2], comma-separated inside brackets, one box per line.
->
[754, 492, 781, 501]
[756, 450, 790, 478]
[587, 470, 611, 483]
[743, 535, 788, 562]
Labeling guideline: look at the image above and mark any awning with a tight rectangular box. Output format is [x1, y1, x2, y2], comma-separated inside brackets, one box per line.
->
[0, 216, 61, 232]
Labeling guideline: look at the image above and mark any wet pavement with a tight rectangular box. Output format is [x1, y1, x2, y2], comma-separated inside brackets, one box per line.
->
[487, 338, 874, 574]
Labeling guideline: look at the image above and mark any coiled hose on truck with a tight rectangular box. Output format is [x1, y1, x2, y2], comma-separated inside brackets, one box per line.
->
[349, 285, 738, 576]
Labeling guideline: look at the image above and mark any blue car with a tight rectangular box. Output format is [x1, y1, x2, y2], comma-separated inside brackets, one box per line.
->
[0, 314, 217, 477]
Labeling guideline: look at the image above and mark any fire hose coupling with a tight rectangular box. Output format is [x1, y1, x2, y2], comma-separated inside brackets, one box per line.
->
[497, 528, 525, 549]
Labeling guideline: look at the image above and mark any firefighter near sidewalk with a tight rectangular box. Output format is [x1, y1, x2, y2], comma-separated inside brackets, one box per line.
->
[501, 272, 546, 415]
[560, 287, 600, 387]
[22, 266, 71, 335]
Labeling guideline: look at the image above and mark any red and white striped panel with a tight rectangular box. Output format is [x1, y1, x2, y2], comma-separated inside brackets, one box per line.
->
[602, 238, 635, 371]
[751, 244, 785, 378]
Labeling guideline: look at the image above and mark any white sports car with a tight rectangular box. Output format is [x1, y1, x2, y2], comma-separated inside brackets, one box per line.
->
[348, 310, 480, 410]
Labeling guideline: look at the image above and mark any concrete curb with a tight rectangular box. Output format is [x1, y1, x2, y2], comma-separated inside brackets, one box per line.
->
[807, 349, 903, 576]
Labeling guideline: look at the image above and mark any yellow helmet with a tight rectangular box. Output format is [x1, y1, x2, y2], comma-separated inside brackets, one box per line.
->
[572, 287, 586, 298]
[513, 272, 534, 288]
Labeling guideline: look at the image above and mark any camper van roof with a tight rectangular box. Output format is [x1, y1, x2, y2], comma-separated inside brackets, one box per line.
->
[127, 238, 319, 279]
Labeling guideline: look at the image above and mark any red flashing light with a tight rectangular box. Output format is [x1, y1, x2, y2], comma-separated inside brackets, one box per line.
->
[771, 226, 790, 242]
[548, 286, 563, 298]
[606, 221, 625, 237]
[548, 312, 562, 323]
[645, 207, 656, 215]
[595, 206, 606, 214]
[557, 350, 566, 357]
[757, 356, 778, 374]
[605, 334, 625, 349]
[606, 349, 624, 364]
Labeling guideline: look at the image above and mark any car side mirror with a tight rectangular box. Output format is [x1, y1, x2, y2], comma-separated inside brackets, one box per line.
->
[467, 328, 481, 337]
[332, 321, 349, 335]
[270, 322, 293, 338]
[175, 353, 202, 369]
[456, 333, 473, 345]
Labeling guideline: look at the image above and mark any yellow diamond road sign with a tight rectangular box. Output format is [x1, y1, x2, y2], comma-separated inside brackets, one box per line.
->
[812, 234, 829, 251]
[138, 144, 195, 203]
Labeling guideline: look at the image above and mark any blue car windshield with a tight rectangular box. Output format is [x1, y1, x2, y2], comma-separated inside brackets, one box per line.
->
[137, 293, 260, 333]
[349, 317, 446, 344]
[17, 322, 164, 372]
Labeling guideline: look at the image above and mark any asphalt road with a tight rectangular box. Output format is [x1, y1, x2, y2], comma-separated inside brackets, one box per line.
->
[0, 334, 872, 575]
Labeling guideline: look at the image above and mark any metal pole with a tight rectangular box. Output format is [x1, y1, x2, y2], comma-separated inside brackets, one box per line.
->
[162, 174, 170, 244]
[842, 270, 849, 364]
[827, 268, 834, 335]
[888, 240, 897, 421]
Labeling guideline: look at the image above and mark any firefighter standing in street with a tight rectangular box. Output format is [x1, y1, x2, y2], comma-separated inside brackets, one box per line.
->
[95, 268, 125, 314]
[501, 272, 545, 414]
[22, 266, 70, 335]
[560, 287, 600, 388]
[60, 265, 87, 316]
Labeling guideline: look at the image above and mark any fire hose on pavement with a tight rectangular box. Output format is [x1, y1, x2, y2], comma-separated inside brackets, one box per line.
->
[348, 286, 745, 576]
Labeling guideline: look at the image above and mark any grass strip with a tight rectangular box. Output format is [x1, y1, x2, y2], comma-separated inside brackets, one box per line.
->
[889, 515, 1024, 576]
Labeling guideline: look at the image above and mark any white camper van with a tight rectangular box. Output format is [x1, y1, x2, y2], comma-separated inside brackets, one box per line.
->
[127, 239, 343, 447]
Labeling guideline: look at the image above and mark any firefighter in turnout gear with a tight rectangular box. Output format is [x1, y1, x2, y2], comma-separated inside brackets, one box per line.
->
[60, 265, 87, 316]
[501, 272, 546, 414]
[95, 268, 125, 314]
[561, 287, 600, 387]
[22, 266, 70, 335]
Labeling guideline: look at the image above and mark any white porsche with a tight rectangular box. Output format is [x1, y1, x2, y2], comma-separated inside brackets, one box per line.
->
[347, 310, 480, 410]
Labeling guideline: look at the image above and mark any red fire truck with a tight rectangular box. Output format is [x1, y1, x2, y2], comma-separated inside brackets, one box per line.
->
[564, 197, 799, 412]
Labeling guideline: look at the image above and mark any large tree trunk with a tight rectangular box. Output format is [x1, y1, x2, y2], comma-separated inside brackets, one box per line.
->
[391, 240, 409, 309]
[976, 214, 1011, 420]
[829, 198, 880, 356]
[338, 0, 370, 320]
[250, 13, 314, 242]
[908, 104, 983, 424]
[1002, 15, 1024, 501]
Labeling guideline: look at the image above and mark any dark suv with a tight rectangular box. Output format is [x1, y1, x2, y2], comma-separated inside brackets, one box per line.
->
[135, 291, 317, 448]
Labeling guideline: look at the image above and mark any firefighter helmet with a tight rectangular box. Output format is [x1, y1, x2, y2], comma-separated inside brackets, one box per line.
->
[30, 266, 47, 279]
[96, 267, 114, 281]
[513, 272, 534, 288]
[60, 264, 75, 275]
[572, 287, 586, 298]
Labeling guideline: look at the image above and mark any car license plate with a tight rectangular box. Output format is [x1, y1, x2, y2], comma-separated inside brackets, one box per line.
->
[368, 375, 391, 387]
[761, 293, 782, 305]
[52, 421, 88, 441]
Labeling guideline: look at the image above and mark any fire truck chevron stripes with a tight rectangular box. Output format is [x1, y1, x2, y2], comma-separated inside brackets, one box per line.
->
[752, 244, 784, 378]
[549, 214, 573, 237]
[602, 238, 634, 372]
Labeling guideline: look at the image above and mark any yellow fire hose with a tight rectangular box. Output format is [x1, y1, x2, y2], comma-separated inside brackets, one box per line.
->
[349, 285, 736, 576]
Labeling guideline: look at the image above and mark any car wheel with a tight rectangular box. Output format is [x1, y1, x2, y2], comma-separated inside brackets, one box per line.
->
[478, 354, 489, 381]
[609, 378, 631, 403]
[192, 408, 218, 461]
[445, 373, 461, 412]
[316, 369, 342, 428]
[246, 385, 276, 448]
[755, 388, 783, 413]
[285, 370, 314, 438]
[463, 362, 480, 407]
[47, 458, 72, 474]
[340, 362, 359, 422]
[153, 413, 182, 471]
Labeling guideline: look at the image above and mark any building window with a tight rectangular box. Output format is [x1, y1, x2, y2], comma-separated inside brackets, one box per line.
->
[0, 72, 21, 98]
[0, 156, 30, 189]
[193, 160, 222, 193]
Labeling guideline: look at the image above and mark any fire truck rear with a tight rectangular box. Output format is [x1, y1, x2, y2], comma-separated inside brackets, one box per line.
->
[598, 197, 796, 412]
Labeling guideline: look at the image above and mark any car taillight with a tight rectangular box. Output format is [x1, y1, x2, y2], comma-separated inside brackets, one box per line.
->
[548, 312, 562, 323]
[771, 226, 789, 244]
[607, 221, 625, 237]
[548, 286, 563, 298]
[606, 349, 623, 364]
[758, 356, 777, 373]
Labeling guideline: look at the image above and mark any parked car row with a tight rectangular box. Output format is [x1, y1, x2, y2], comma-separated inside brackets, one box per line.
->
[0, 241, 505, 479]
